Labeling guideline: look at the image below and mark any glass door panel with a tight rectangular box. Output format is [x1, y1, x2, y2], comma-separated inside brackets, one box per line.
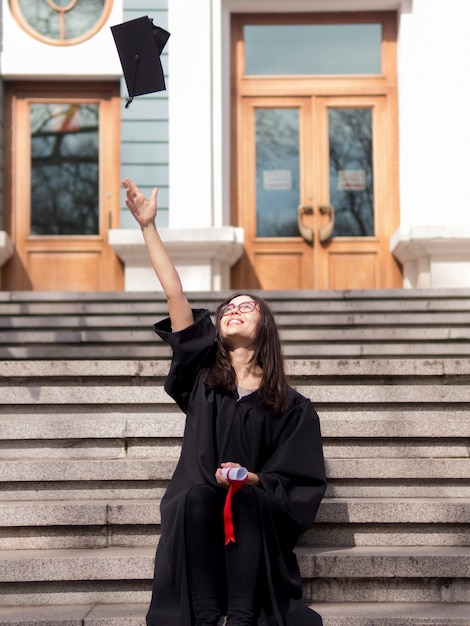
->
[255, 108, 300, 237]
[328, 107, 374, 237]
[30, 103, 99, 235]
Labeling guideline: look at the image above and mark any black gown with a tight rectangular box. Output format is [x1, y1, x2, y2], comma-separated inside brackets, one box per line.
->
[146, 309, 326, 626]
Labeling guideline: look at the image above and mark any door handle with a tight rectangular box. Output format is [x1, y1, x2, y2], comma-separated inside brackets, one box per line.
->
[318, 205, 335, 243]
[297, 204, 314, 244]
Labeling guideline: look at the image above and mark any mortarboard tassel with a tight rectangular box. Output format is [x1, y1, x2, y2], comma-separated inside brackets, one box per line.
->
[125, 54, 140, 108]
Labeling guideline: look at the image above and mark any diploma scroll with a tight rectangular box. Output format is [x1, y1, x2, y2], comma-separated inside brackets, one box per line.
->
[221, 466, 248, 482]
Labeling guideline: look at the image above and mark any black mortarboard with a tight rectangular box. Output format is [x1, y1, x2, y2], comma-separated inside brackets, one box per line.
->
[111, 16, 170, 108]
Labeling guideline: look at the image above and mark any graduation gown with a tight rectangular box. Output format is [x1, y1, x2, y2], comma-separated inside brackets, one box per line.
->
[146, 309, 326, 626]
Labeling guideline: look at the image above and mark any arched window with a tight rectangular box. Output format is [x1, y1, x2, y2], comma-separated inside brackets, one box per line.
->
[9, 0, 114, 46]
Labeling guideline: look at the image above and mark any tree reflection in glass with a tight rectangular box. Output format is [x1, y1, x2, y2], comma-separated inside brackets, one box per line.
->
[328, 108, 374, 237]
[256, 108, 300, 237]
[30, 103, 99, 236]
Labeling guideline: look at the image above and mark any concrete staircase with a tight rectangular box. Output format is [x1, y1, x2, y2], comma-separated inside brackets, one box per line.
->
[0, 289, 469, 626]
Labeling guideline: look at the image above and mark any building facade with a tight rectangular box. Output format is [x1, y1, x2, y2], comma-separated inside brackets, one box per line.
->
[1, 0, 469, 292]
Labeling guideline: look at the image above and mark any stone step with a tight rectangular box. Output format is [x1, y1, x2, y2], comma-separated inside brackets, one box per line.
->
[1, 415, 469, 445]
[2, 383, 470, 406]
[297, 545, 470, 579]
[1, 432, 467, 458]
[0, 288, 469, 309]
[1, 497, 469, 528]
[0, 457, 468, 482]
[0, 411, 184, 440]
[316, 498, 470, 524]
[312, 603, 470, 625]
[1, 546, 468, 582]
[0, 602, 468, 626]
[308, 577, 470, 604]
[1, 602, 470, 626]
[2, 520, 467, 552]
[1, 357, 469, 378]
[1, 406, 469, 441]
[2, 440, 468, 461]
[2, 477, 467, 502]
[0, 546, 468, 605]
[0, 603, 148, 626]
[3, 326, 470, 344]
[0, 499, 469, 551]
[308, 522, 470, 548]
[2, 518, 467, 551]
[0, 359, 171, 378]
[326, 482, 470, 499]
[0, 581, 149, 608]
[1, 311, 470, 330]
[1, 410, 468, 458]
[2, 405, 469, 441]
[2, 342, 470, 360]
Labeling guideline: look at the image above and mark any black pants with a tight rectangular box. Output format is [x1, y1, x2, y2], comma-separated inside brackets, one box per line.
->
[185, 484, 262, 626]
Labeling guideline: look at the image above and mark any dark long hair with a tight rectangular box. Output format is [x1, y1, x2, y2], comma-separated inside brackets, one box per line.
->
[205, 293, 288, 416]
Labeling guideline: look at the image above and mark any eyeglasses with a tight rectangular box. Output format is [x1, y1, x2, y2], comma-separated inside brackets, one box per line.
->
[220, 301, 260, 316]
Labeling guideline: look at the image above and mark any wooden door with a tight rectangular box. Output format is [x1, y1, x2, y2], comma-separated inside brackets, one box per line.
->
[2, 82, 123, 291]
[231, 12, 401, 290]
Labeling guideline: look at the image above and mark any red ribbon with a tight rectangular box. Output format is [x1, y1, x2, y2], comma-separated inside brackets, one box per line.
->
[223, 476, 248, 545]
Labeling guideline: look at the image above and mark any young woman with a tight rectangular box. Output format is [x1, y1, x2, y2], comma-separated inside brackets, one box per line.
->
[122, 178, 326, 626]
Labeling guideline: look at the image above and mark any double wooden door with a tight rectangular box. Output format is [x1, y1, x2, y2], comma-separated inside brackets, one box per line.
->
[232, 94, 401, 290]
[230, 12, 401, 290]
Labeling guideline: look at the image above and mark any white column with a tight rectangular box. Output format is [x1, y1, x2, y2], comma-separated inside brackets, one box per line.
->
[168, 0, 214, 228]
[397, 0, 470, 229]
[392, 0, 470, 287]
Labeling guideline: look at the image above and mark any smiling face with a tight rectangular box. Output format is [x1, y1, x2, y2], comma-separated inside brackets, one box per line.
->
[218, 295, 261, 347]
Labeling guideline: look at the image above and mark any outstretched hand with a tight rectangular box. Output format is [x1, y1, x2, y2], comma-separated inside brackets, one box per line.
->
[121, 177, 158, 228]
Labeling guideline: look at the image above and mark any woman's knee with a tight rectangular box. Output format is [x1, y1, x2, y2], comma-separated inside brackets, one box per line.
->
[185, 484, 222, 525]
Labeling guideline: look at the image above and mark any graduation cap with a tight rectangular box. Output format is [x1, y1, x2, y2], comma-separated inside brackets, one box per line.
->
[111, 16, 170, 108]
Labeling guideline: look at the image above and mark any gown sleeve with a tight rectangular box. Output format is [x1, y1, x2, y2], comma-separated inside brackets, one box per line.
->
[258, 393, 327, 544]
[153, 308, 216, 412]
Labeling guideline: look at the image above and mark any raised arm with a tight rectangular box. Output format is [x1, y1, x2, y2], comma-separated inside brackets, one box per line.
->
[121, 177, 194, 331]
